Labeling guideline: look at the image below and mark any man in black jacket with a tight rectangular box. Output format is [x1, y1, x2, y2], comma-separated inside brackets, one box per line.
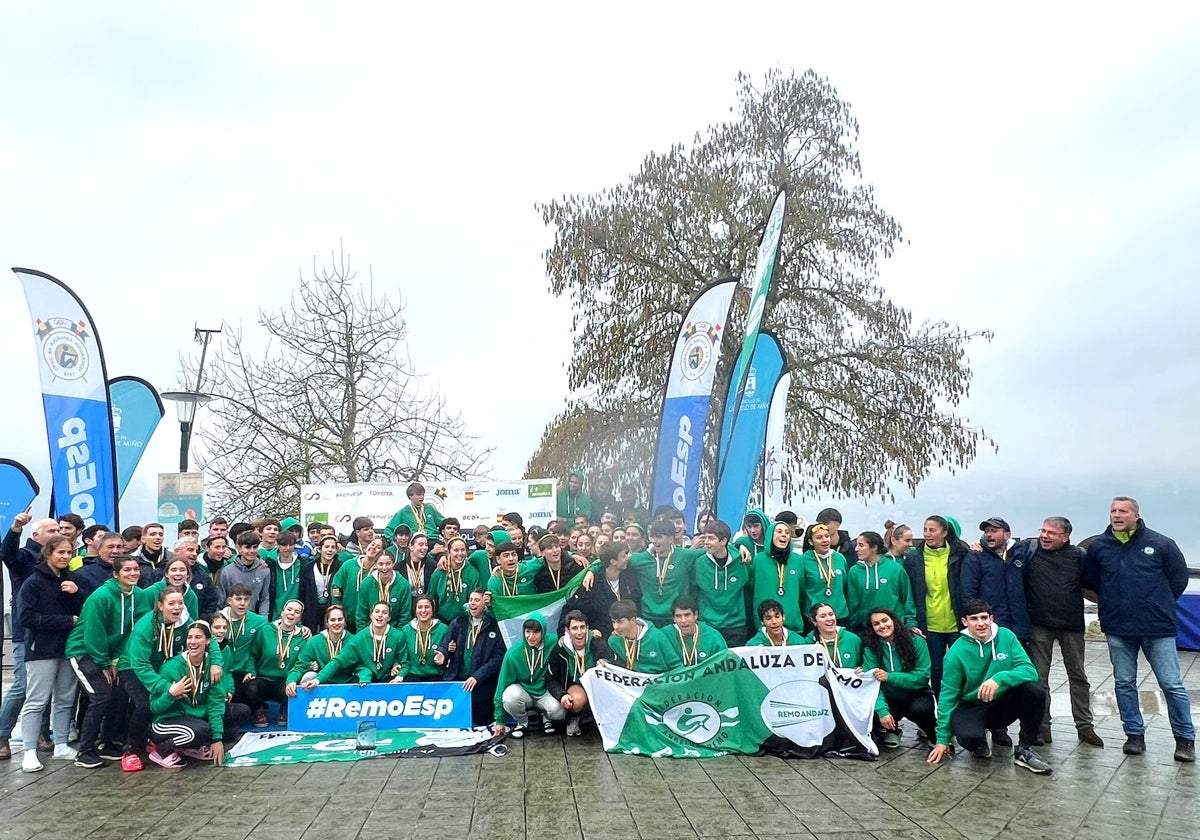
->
[1024, 516, 1102, 747]
[547, 609, 614, 736]
[0, 513, 60, 759]
[440, 589, 506, 726]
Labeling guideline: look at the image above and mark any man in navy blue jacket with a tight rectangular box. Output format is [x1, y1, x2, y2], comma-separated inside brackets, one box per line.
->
[440, 588, 506, 727]
[1083, 496, 1193, 762]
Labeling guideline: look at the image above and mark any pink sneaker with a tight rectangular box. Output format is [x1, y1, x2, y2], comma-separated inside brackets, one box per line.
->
[179, 746, 213, 761]
[147, 747, 186, 769]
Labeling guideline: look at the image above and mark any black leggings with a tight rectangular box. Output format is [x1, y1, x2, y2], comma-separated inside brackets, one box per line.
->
[224, 702, 252, 743]
[949, 681, 1047, 750]
[70, 657, 129, 754]
[119, 669, 152, 756]
[242, 677, 287, 711]
[876, 689, 937, 740]
[150, 716, 213, 754]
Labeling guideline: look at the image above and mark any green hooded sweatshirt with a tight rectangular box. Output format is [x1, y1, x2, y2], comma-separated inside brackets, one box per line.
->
[247, 620, 307, 681]
[487, 556, 545, 599]
[846, 556, 916, 629]
[799, 549, 850, 620]
[750, 546, 806, 632]
[466, 548, 493, 581]
[384, 502, 445, 541]
[861, 633, 933, 718]
[144, 580, 201, 625]
[400, 618, 450, 679]
[149, 650, 224, 739]
[119, 611, 219, 689]
[354, 571, 414, 631]
[628, 546, 701, 625]
[428, 561, 483, 623]
[266, 553, 303, 620]
[556, 471, 592, 521]
[732, 508, 771, 559]
[220, 608, 271, 672]
[318, 624, 408, 684]
[746, 625, 807, 647]
[693, 550, 753, 632]
[65, 578, 154, 668]
[804, 627, 863, 669]
[331, 557, 376, 631]
[935, 624, 1038, 745]
[661, 620, 728, 667]
[607, 618, 681, 674]
[287, 630, 350, 685]
[493, 612, 558, 724]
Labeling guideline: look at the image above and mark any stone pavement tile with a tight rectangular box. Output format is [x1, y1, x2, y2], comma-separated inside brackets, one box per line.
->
[870, 830, 935, 840]
[673, 797, 752, 836]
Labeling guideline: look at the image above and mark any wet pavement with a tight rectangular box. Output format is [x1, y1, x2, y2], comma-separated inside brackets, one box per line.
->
[2, 640, 1198, 840]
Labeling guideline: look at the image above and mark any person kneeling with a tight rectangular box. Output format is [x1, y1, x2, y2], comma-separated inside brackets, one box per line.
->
[494, 614, 565, 738]
[548, 610, 613, 737]
[926, 599, 1052, 774]
[147, 621, 226, 767]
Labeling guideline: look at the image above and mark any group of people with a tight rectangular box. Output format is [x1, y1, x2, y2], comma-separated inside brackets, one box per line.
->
[1, 479, 1193, 776]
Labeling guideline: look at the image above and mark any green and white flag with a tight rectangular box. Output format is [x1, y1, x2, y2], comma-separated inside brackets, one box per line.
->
[490, 566, 590, 647]
[582, 645, 879, 759]
[225, 727, 500, 766]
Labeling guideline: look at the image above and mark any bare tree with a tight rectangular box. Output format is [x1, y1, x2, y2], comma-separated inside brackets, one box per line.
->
[184, 247, 489, 520]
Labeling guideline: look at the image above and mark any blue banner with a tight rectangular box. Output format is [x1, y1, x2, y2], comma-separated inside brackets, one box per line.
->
[0, 459, 40, 534]
[714, 332, 786, 526]
[287, 682, 472, 733]
[14, 268, 120, 529]
[109, 376, 164, 499]
[650, 280, 737, 533]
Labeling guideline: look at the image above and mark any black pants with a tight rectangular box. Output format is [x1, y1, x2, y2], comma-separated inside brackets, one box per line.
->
[470, 679, 497, 727]
[718, 626, 751, 648]
[224, 702, 252, 743]
[925, 631, 959, 694]
[70, 657, 129, 754]
[150, 716, 213, 754]
[119, 669, 152, 756]
[949, 681, 1047, 750]
[876, 689, 937, 741]
[242, 677, 287, 712]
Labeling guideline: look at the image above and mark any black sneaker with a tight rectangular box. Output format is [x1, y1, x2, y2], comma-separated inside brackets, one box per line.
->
[74, 751, 104, 769]
[972, 742, 992, 759]
[1014, 746, 1053, 775]
[97, 743, 124, 761]
[990, 728, 1013, 747]
[1174, 737, 1195, 763]
[543, 719, 557, 735]
[1123, 734, 1146, 755]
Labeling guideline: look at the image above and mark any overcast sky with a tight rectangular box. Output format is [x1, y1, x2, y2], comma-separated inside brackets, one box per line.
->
[2, 4, 1198, 551]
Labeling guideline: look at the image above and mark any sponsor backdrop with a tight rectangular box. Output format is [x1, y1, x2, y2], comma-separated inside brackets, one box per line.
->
[300, 478, 557, 533]
[582, 645, 878, 759]
[288, 681, 472, 732]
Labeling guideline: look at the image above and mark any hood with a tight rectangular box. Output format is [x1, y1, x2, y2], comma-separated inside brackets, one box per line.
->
[527, 611, 548, 634]
[633, 617, 651, 641]
[408, 617, 441, 630]
[742, 508, 772, 546]
[959, 622, 1000, 657]
[944, 516, 963, 541]
[281, 516, 302, 533]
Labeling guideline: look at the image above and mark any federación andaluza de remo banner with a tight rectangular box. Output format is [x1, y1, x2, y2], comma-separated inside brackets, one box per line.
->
[584, 646, 880, 759]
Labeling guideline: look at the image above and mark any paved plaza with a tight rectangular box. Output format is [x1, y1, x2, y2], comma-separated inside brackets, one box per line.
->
[2, 641, 1198, 840]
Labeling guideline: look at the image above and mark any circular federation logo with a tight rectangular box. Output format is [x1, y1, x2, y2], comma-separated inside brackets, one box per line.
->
[662, 701, 723, 744]
[36, 316, 91, 382]
[680, 320, 723, 381]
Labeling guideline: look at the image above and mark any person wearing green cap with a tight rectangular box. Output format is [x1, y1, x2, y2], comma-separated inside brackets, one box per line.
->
[556, 470, 592, 523]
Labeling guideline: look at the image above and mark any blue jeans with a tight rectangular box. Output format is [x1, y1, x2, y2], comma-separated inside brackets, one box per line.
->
[0, 641, 27, 739]
[1106, 634, 1195, 739]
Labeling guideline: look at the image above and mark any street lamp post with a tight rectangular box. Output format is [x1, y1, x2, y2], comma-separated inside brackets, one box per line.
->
[159, 391, 212, 471]
[162, 325, 222, 473]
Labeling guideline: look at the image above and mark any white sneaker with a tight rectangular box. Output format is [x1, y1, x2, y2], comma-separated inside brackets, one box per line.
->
[53, 744, 78, 761]
[22, 751, 44, 773]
